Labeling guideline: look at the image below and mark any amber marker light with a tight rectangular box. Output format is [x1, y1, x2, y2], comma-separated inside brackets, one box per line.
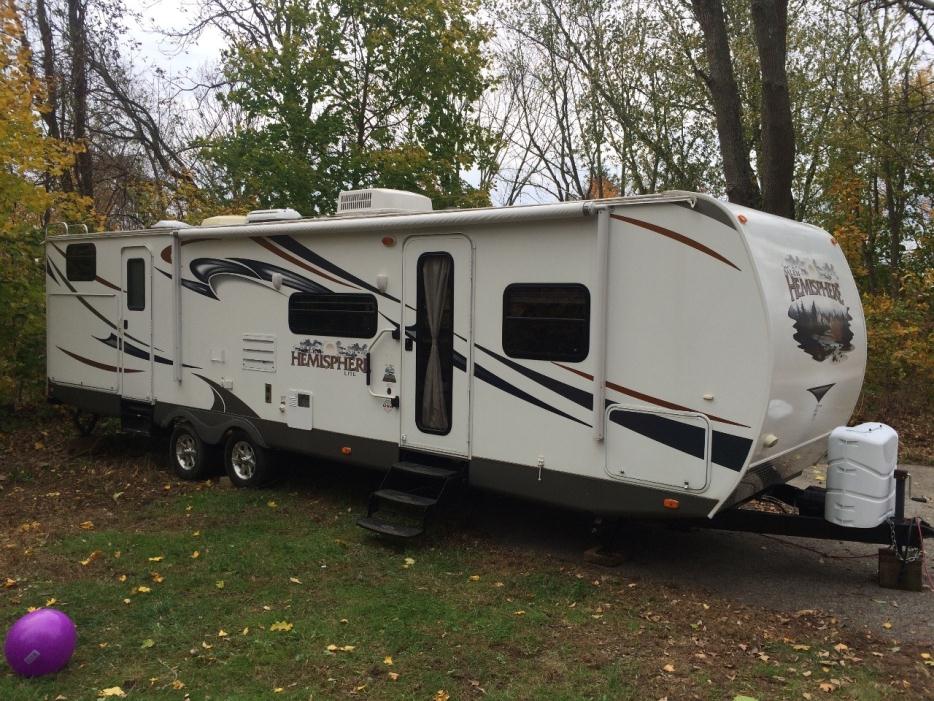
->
[341, 446, 352, 456]
[830, 237, 838, 246]
[737, 214, 748, 224]
[381, 236, 396, 247]
[662, 498, 680, 510]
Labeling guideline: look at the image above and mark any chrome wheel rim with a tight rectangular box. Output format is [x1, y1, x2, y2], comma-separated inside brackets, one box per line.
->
[231, 440, 256, 481]
[175, 434, 198, 471]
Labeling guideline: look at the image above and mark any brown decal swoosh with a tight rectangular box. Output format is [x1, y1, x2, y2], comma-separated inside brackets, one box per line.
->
[251, 237, 360, 289]
[161, 238, 213, 264]
[95, 276, 120, 291]
[58, 347, 143, 373]
[553, 362, 750, 428]
[611, 214, 741, 271]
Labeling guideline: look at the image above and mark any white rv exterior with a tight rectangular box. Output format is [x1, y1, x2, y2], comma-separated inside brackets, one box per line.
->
[45, 190, 867, 520]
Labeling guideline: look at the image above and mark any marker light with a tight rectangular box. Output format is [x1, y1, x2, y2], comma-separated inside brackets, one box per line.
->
[381, 236, 396, 247]
[663, 498, 680, 510]
[341, 446, 352, 456]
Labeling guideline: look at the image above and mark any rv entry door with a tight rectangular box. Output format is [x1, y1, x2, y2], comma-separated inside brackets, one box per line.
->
[400, 236, 473, 457]
[119, 246, 154, 401]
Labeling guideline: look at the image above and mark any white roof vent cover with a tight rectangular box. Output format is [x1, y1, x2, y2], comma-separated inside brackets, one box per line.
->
[337, 188, 432, 216]
[246, 208, 302, 223]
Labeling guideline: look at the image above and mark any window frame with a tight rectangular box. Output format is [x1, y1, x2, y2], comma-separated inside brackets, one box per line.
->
[502, 282, 591, 362]
[65, 243, 97, 281]
[287, 292, 379, 339]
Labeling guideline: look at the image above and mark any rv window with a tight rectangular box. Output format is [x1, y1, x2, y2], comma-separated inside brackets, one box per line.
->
[65, 243, 96, 281]
[126, 258, 146, 311]
[288, 293, 378, 338]
[502, 284, 590, 361]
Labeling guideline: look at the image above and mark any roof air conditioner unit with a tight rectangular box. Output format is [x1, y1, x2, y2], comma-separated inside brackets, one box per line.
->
[246, 208, 302, 223]
[151, 220, 192, 230]
[336, 188, 432, 216]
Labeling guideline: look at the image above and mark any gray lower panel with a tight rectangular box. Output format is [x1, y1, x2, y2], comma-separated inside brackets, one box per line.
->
[48, 382, 121, 416]
[469, 458, 718, 519]
[722, 436, 827, 509]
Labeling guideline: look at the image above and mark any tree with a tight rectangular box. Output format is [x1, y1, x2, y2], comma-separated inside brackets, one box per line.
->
[0, 0, 90, 405]
[183, 0, 493, 214]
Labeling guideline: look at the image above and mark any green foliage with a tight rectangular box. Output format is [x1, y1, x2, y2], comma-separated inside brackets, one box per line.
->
[201, 0, 493, 214]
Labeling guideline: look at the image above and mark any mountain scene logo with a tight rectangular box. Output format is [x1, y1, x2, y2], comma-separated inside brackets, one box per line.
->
[291, 339, 368, 374]
[784, 255, 854, 362]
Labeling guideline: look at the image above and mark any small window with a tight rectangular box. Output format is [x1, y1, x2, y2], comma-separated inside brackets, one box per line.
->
[65, 243, 96, 281]
[126, 258, 145, 311]
[503, 284, 590, 361]
[288, 293, 378, 338]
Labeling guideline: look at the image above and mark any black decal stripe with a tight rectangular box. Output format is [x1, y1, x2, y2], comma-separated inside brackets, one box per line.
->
[270, 235, 401, 303]
[57, 347, 142, 374]
[252, 237, 360, 289]
[46, 259, 58, 283]
[473, 362, 591, 428]
[95, 334, 201, 369]
[609, 409, 706, 460]
[193, 374, 258, 418]
[475, 343, 593, 410]
[710, 432, 753, 472]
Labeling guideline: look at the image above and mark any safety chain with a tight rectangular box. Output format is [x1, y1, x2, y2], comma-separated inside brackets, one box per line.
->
[888, 518, 922, 563]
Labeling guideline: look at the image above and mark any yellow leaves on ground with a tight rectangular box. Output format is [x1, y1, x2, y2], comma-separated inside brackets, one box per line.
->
[468, 575, 480, 581]
[171, 680, 185, 690]
[819, 681, 837, 692]
[218, 629, 228, 638]
[273, 687, 284, 693]
[289, 576, 302, 584]
[383, 655, 393, 665]
[191, 550, 200, 559]
[79, 521, 94, 530]
[325, 644, 355, 653]
[434, 691, 450, 701]
[833, 643, 849, 653]
[140, 639, 155, 649]
[215, 580, 225, 589]
[388, 671, 400, 681]
[150, 572, 164, 584]
[98, 687, 126, 698]
[45, 597, 57, 606]
[402, 557, 415, 569]
[80, 550, 102, 566]
[269, 621, 293, 632]
[135, 586, 151, 594]
[267, 500, 277, 508]
[3, 577, 16, 588]
[147, 556, 164, 562]
[662, 663, 675, 673]
[513, 610, 526, 616]
[882, 621, 892, 630]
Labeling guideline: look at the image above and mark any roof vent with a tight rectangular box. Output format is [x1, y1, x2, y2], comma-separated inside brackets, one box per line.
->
[151, 220, 192, 230]
[246, 208, 302, 223]
[201, 214, 248, 227]
[336, 188, 432, 216]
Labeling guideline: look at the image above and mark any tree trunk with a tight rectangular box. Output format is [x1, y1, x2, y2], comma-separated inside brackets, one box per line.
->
[690, 0, 761, 209]
[750, 0, 795, 218]
[68, 0, 94, 198]
[36, 0, 75, 193]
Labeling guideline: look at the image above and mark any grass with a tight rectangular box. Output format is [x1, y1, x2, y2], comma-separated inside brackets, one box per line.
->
[1, 424, 932, 700]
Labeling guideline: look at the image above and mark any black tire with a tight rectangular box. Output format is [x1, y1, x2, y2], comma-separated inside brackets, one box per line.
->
[223, 430, 273, 487]
[169, 423, 211, 480]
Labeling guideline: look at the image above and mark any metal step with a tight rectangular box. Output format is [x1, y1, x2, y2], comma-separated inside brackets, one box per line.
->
[373, 489, 437, 509]
[356, 516, 423, 539]
[391, 461, 458, 480]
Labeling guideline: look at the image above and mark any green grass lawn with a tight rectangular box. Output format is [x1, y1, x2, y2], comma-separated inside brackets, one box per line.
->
[1, 459, 931, 700]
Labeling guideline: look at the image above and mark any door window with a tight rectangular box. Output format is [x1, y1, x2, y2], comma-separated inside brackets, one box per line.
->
[126, 258, 146, 311]
[415, 252, 454, 435]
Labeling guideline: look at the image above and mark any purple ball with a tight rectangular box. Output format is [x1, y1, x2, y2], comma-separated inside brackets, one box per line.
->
[4, 608, 77, 677]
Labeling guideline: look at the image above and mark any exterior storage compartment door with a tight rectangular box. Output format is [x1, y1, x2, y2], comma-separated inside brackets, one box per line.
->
[605, 406, 711, 491]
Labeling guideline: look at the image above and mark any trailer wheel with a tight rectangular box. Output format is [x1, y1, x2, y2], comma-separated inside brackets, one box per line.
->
[169, 424, 211, 481]
[223, 431, 272, 488]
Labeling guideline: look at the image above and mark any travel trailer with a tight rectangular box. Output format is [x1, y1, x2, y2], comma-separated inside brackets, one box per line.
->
[46, 189, 881, 538]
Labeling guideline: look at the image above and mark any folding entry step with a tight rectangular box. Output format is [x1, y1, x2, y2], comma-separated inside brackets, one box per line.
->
[120, 400, 154, 435]
[357, 460, 464, 538]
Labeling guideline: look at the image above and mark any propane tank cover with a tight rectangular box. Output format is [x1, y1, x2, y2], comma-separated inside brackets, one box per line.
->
[824, 423, 898, 528]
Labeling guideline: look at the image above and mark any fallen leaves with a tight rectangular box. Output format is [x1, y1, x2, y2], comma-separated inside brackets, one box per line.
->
[79, 520, 94, 530]
[191, 550, 200, 559]
[819, 681, 836, 692]
[218, 629, 228, 638]
[662, 663, 675, 673]
[388, 671, 400, 681]
[468, 575, 480, 581]
[383, 655, 393, 666]
[147, 556, 164, 562]
[267, 500, 277, 508]
[135, 586, 151, 594]
[3, 577, 16, 589]
[269, 621, 293, 632]
[150, 572, 164, 584]
[513, 610, 526, 616]
[80, 550, 102, 566]
[882, 621, 893, 630]
[434, 691, 450, 701]
[289, 576, 302, 584]
[215, 580, 225, 589]
[98, 688, 126, 698]
[403, 557, 415, 569]
[325, 644, 355, 653]
[140, 639, 155, 649]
